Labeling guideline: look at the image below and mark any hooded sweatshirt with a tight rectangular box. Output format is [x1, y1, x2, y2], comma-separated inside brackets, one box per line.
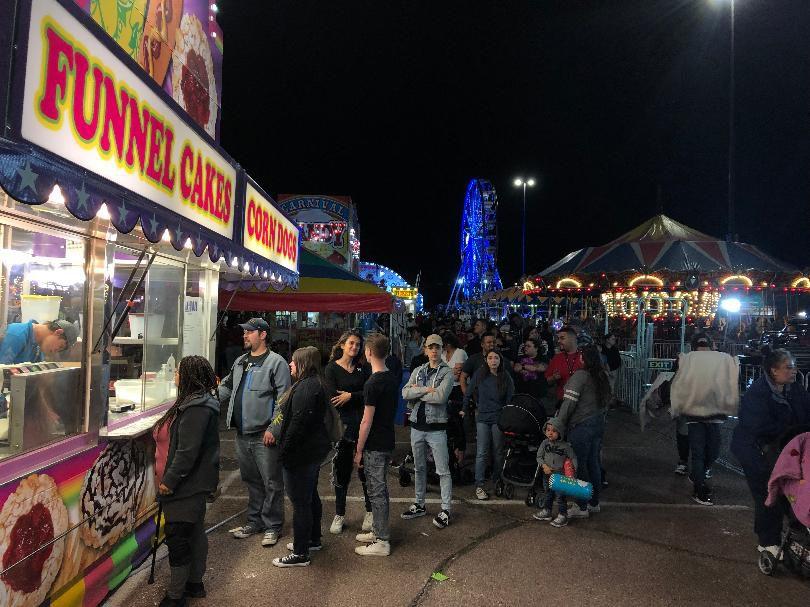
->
[536, 418, 577, 472]
[669, 350, 739, 421]
[161, 393, 221, 502]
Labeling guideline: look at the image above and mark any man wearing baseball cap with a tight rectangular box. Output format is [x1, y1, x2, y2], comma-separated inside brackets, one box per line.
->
[220, 317, 291, 547]
[0, 318, 79, 364]
[401, 333, 455, 529]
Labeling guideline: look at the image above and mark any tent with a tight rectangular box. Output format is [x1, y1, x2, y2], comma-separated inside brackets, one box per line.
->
[539, 214, 796, 277]
[221, 249, 393, 313]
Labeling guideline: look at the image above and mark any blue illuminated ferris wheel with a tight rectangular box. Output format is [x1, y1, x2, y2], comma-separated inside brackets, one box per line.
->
[447, 179, 503, 309]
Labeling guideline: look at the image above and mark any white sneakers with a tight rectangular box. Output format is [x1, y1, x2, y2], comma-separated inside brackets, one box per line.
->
[567, 504, 589, 519]
[758, 545, 784, 560]
[355, 539, 391, 556]
[475, 487, 489, 500]
[362, 511, 374, 532]
[329, 515, 345, 534]
[261, 531, 279, 546]
[355, 531, 375, 543]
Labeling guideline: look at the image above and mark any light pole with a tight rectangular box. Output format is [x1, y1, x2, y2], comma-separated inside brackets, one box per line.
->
[513, 177, 535, 278]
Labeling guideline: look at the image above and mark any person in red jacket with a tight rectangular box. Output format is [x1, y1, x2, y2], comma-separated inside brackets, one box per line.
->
[545, 326, 583, 404]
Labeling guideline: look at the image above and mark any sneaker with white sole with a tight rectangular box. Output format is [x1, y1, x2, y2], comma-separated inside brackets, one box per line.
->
[261, 531, 280, 546]
[433, 510, 450, 529]
[587, 504, 601, 514]
[355, 531, 376, 543]
[692, 487, 713, 506]
[362, 511, 374, 532]
[533, 508, 552, 521]
[231, 524, 263, 539]
[272, 553, 310, 567]
[401, 503, 427, 519]
[329, 515, 345, 535]
[567, 504, 589, 519]
[674, 463, 688, 476]
[475, 487, 489, 501]
[355, 539, 390, 556]
[286, 542, 322, 552]
[550, 514, 568, 528]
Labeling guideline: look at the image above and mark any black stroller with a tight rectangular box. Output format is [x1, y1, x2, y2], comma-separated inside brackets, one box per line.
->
[495, 394, 547, 505]
[758, 424, 810, 578]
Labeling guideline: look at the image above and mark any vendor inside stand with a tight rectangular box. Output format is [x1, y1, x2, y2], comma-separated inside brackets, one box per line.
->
[0, 318, 78, 364]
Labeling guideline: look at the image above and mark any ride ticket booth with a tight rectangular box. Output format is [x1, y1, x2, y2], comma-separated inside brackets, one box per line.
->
[0, 2, 299, 605]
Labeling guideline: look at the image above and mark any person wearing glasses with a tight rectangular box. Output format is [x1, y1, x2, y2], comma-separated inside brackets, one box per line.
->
[0, 318, 78, 364]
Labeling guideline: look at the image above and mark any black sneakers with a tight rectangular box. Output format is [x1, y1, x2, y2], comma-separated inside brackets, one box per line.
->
[433, 510, 450, 529]
[401, 503, 427, 519]
[272, 553, 311, 568]
[692, 486, 714, 506]
[185, 582, 206, 598]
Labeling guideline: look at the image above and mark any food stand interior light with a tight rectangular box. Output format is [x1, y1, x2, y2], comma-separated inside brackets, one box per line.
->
[96, 203, 111, 220]
[720, 297, 742, 313]
[162, 228, 171, 242]
[231, 256, 239, 267]
[184, 238, 193, 249]
[48, 184, 65, 205]
[0, 248, 33, 268]
[798, 311, 807, 318]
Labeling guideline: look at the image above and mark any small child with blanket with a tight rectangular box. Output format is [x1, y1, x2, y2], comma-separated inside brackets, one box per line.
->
[533, 418, 577, 528]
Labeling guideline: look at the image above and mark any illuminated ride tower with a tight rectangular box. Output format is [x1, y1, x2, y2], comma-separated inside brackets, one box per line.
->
[447, 179, 503, 309]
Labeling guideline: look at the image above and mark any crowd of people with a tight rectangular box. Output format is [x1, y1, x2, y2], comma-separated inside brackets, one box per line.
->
[150, 311, 810, 606]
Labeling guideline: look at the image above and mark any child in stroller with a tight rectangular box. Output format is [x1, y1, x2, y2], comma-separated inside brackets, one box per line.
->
[758, 424, 810, 577]
[495, 394, 547, 505]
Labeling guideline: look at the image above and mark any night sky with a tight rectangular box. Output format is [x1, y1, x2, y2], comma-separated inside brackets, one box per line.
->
[217, 1, 810, 306]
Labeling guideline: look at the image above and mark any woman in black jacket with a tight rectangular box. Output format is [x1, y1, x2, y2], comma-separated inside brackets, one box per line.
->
[272, 346, 331, 567]
[155, 356, 221, 607]
[324, 330, 372, 534]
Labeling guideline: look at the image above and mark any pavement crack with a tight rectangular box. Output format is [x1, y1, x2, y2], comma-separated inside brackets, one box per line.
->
[408, 514, 525, 607]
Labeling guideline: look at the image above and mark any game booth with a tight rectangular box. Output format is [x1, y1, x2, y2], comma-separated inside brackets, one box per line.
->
[0, 2, 300, 606]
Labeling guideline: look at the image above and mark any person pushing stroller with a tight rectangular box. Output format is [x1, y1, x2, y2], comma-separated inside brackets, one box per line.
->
[533, 418, 577, 528]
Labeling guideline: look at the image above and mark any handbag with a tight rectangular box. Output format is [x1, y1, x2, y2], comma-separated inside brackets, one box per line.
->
[323, 394, 346, 444]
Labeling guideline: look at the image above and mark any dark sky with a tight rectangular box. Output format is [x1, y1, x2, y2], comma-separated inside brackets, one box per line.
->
[218, 1, 810, 306]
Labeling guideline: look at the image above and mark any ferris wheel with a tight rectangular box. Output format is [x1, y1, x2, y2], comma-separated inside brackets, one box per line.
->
[447, 179, 503, 308]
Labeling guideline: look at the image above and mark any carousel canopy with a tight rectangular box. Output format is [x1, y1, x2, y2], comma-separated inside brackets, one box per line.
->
[539, 215, 796, 277]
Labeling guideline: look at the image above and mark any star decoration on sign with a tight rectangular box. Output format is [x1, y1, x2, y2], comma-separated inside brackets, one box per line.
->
[175, 223, 184, 244]
[75, 182, 90, 212]
[16, 160, 38, 195]
[149, 214, 159, 237]
[118, 201, 129, 223]
[195, 235, 204, 250]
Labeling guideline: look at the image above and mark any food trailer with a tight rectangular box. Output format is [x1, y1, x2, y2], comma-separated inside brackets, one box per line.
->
[0, 2, 299, 605]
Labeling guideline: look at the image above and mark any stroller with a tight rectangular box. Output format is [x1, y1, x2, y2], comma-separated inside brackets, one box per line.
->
[495, 394, 547, 505]
[758, 424, 810, 578]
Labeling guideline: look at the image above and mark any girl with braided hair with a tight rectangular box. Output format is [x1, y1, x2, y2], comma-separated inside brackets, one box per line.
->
[153, 355, 221, 607]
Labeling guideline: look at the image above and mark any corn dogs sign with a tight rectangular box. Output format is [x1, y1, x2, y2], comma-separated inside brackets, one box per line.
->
[243, 183, 299, 273]
[20, 0, 235, 237]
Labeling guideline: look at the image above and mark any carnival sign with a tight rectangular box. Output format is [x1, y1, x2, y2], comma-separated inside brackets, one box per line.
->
[243, 183, 299, 273]
[20, 0, 235, 238]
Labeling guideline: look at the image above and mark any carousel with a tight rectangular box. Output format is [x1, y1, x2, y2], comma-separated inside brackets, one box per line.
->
[518, 215, 805, 339]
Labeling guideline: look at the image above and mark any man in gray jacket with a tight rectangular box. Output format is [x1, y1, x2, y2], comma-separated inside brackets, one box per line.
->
[401, 334, 455, 529]
[219, 318, 291, 546]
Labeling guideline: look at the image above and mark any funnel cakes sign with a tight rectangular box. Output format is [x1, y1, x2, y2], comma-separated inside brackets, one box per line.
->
[19, 0, 235, 238]
[243, 182, 299, 273]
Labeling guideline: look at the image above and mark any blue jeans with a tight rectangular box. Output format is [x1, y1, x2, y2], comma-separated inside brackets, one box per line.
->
[283, 463, 322, 555]
[475, 422, 505, 488]
[411, 428, 453, 511]
[363, 451, 391, 540]
[542, 489, 568, 515]
[688, 422, 721, 491]
[235, 432, 285, 532]
[568, 413, 605, 508]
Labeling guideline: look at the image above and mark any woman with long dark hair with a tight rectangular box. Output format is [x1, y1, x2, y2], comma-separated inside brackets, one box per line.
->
[271, 346, 331, 568]
[324, 330, 372, 534]
[154, 356, 221, 607]
[463, 350, 514, 500]
[555, 344, 611, 522]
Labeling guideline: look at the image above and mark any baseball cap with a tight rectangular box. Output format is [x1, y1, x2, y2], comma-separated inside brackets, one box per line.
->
[425, 334, 443, 348]
[238, 317, 271, 332]
[53, 319, 79, 347]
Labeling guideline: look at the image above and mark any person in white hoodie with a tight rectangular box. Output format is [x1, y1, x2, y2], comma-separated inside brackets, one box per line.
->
[669, 333, 739, 505]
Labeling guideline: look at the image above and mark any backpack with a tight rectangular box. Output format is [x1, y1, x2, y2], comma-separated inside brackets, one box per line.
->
[323, 390, 345, 444]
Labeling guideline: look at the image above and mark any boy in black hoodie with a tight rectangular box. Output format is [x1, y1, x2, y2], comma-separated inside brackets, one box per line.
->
[533, 418, 577, 528]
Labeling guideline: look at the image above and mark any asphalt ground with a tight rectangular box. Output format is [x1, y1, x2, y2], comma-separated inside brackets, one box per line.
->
[106, 410, 809, 607]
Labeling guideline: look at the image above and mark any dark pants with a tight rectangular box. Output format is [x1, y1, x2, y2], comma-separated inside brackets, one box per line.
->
[687, 422, 721, 491]
[739, 456, 783, 547]
[332, 439, 371, 516]
[163, 495, 208, 599]
[676, 418, 690, 464]
[542, 487, 568, 515]
[283, 463, 322, 555]
[568, 413, 605, 508]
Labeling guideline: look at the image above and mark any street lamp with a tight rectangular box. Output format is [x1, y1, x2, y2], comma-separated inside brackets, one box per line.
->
[513, 177, 536, 278]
